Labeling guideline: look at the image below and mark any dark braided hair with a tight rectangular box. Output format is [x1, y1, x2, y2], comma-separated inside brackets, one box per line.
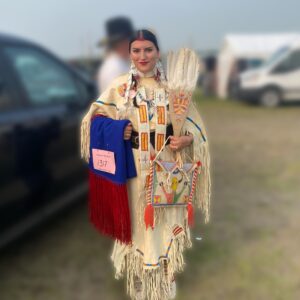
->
[131, 75, 139, 108]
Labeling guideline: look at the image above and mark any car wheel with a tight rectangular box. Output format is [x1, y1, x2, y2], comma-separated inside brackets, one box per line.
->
[259, 89, 281, 107]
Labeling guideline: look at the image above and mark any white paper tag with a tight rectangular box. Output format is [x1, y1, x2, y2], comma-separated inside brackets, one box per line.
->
[92, 149, 116, 174]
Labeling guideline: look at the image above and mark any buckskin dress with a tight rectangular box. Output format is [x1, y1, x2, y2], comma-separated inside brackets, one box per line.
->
[81, 73, 211, 300]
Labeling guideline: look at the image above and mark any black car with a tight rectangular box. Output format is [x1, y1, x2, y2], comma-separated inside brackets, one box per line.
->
[0, 33, 97, 248]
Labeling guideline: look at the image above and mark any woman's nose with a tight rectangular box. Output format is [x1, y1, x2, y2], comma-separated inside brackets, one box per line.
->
[140, 50, 146, 59]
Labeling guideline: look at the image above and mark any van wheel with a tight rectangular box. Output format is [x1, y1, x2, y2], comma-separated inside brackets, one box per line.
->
[259, 89, 281, 107]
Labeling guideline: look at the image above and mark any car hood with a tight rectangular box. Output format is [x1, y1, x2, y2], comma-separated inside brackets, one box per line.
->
[239, 67, 267, 81]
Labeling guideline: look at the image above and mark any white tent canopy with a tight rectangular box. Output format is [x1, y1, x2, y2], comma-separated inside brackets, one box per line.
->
[217, 33, 300, 99]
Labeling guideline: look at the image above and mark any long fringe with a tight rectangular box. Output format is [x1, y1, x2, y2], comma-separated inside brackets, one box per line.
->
[81, 103, 99, 162]
[195, 141, 211, 223]
[112, 228, 192, 300]
[80, 100, 118, 162]
[182, 103, 211, 223]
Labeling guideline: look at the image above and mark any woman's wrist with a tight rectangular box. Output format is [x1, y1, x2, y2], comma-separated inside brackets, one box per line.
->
[185, 133, 193, 146]
[181, 134, 193, 148]
[169, 133, 193, 151]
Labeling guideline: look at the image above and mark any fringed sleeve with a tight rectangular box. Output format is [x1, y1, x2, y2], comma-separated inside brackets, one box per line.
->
[81, 78, 120, 162]
[181, 101, 211, 223]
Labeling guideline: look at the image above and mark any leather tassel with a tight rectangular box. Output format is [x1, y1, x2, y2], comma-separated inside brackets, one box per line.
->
[144, 203, 154, 230]
[187, 202, 194, 227]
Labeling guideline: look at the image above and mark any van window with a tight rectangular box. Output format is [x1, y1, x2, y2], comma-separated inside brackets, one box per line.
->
[4, 47, 80, 106]
[272, 50, 300, 73]
[263, 46, 290, 69]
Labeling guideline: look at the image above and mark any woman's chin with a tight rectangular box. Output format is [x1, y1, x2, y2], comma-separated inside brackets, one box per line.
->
[137, 66, 153, 74]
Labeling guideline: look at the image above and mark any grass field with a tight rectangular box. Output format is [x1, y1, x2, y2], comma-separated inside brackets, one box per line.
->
[1, 96, 300, 300]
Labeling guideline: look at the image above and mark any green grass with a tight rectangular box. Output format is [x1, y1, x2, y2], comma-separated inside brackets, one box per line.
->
[1, 97, 300, 300]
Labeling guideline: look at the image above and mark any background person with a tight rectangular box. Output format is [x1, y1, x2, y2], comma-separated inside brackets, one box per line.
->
[97, 16, 134, 93]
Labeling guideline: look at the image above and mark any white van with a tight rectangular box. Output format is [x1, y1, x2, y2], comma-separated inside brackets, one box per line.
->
[238, 41, 300, 106]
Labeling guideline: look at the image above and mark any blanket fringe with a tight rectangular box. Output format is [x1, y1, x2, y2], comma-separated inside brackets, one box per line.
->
[89, 171, 132, 244]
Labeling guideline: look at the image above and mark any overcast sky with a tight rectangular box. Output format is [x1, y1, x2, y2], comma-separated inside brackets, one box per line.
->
[0, 0, 299, 59]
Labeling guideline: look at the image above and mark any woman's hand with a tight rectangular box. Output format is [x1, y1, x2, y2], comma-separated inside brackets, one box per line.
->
[169, 134, 193, 151]
[124, 123, 133, 140]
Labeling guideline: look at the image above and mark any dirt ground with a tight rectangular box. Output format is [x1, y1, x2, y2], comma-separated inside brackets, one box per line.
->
[1, 97, 300, 300]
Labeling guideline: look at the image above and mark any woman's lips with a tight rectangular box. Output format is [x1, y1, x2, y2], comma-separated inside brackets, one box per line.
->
[139, 61, 148, 65]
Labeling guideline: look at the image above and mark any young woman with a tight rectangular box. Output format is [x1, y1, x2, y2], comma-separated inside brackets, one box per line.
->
[81, 29, 211, 300]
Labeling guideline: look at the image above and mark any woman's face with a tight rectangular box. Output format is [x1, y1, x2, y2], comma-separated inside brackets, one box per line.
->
[130, 40, 160, 73]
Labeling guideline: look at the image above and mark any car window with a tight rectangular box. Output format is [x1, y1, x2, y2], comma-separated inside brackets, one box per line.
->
[4, 46, 80, 106]
[273, 50, 300, 73]
[286, 50, 300, 69]
[247, 58, 263, 69]
[262, 46, 290, 69]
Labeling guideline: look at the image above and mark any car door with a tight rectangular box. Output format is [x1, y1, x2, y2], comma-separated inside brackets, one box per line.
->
[0, 47, 29, 233]
[1, 44, 91, 229]
[270, 49, 300, 101]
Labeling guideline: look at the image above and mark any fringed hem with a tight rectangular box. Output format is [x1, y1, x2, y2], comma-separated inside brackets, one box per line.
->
[111, 229, 192, 300]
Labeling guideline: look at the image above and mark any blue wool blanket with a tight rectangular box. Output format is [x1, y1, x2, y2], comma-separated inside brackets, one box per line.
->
[89, 115, 137, 183]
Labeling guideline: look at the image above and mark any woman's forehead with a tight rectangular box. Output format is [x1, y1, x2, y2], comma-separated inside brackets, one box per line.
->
[131, 40, 155, 49]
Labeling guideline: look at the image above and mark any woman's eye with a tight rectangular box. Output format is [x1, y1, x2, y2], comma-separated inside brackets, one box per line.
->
[146, 48, 153, 53]
[132, 49, 139, 53]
